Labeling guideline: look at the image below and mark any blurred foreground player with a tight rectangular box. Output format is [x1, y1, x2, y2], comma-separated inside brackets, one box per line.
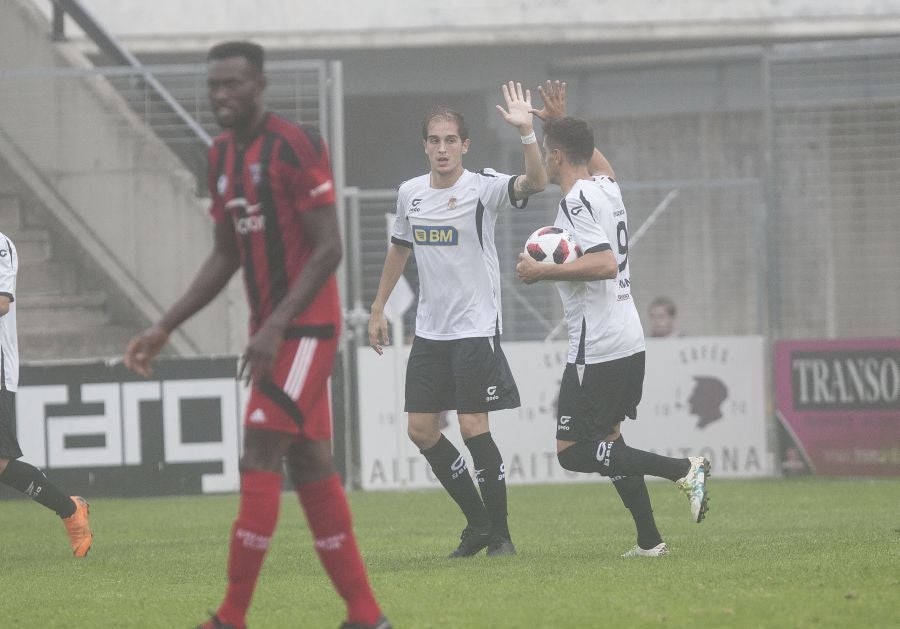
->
[124, 42, 389, 629]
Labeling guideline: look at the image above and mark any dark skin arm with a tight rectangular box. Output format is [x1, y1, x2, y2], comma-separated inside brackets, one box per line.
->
[239, 204, 342, 384]
[124, 219, 241, 376]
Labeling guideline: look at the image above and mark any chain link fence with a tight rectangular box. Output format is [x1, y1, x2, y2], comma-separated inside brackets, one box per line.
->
[767, 40, 900, 339]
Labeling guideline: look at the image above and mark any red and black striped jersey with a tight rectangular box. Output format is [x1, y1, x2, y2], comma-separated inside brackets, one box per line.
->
[207, 113, 340, 336]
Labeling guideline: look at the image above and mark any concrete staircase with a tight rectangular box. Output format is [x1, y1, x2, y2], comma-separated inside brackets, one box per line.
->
[0, 195, 136, 362]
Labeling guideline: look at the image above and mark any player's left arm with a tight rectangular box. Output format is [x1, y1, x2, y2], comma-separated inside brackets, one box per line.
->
[496, 80, 547, 200]
[517, 248, 617, 284]
[533, 80, 616, 179]
[241, 204, 341, 384]
[588, 150, 615, 179]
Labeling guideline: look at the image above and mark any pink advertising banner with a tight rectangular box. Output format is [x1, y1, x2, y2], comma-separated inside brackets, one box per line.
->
[774, 338, 900, 476]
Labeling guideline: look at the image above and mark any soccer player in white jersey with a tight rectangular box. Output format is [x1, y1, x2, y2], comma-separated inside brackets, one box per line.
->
[0, 232, 93, 557]
[516, 83, 710, 557]
[368, 82, 547, 557]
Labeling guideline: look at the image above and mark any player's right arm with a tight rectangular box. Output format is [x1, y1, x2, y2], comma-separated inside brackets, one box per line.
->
[124, 219, 240, 376]
[368, 243, 412, 355]
[496, 81, 547, 199]
[517, 249, 617, 284]
[532, 80, 615, 179]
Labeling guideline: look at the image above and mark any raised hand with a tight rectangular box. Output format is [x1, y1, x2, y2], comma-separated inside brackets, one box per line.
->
[495, 81, 534, 133]
[532, 80, 567, 121]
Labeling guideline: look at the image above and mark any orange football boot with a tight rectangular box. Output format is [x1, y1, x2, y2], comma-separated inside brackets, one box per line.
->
[63, 496, 93, 557]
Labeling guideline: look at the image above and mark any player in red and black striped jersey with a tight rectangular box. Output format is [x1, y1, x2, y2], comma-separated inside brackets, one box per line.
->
[207, 110, 341, 338]
[125, 41, 389, 629]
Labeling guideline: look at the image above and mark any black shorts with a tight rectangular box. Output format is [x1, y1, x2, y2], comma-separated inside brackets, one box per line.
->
[405, 335, 520, 414]
[556, 352, 645, 442]
[0, 389, 22, 460]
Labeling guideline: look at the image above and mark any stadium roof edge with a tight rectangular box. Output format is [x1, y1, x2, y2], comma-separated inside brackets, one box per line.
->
[62, 18, 900, 55]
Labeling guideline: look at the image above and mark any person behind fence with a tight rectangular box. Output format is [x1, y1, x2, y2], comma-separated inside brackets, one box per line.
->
[367, 82, 547, 558]
[123, 41, 389, 629]
[515, 81, 711, 557]
[0, 231, 93, 558]
[647, 295, 679, 338]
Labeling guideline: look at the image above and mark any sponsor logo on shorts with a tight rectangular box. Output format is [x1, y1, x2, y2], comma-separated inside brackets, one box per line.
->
[485, 385, 499, 402]
[474, 468, 485, 483]
[498, 463, 506, 482]
[558, 415, 572, 431]
[249, 408, 267, 423]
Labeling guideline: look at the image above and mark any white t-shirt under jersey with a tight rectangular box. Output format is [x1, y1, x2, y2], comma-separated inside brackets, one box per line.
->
[392, 169, 524, 340]
[0, 232, 19, 392]
[553, 176, 645, 364]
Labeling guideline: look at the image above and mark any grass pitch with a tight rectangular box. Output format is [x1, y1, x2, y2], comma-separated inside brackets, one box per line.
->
[1, 478, 897, 628]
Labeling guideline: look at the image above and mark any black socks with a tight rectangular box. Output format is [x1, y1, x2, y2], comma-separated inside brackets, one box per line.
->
[613, 475, 663, 549]
[557, 439, 690, 482]
[0, 459, 76, 518]
[421, 434, 488, 528]
[464, 432, 510, 540]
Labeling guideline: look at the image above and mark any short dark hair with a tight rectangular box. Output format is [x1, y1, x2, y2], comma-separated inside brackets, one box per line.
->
[422, 107, 469, 141]
[208, 41, 264, 74]
[542, 117, 594, 165]
[650, 296, 677, 317]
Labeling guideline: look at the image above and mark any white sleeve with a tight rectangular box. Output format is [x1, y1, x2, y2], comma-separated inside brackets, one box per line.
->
[0, 237, 17, 301]
[559, 193, 612, 254]
[390, 185, 414, 248]
[477, 168, 526, 213]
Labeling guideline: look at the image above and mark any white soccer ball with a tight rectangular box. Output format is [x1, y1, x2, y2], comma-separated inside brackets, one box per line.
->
[524, 226, 581, 264]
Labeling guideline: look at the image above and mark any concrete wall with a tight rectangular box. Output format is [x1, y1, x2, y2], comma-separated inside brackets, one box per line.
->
[0, 0, 248, 355]
[33, 0, 900, 49]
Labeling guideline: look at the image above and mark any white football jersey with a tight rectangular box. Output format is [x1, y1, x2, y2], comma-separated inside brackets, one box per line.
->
[553, 176, 645, 364]
[0, 232, 19, 391]
[392, 169, 525, 340]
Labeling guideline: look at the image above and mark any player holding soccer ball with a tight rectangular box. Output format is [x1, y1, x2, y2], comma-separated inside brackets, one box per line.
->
[517, 81, 710, 557]
[368, 82, 547, 558]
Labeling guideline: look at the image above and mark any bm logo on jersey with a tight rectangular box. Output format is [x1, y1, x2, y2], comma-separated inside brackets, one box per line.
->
[412, 225, 458, 246]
